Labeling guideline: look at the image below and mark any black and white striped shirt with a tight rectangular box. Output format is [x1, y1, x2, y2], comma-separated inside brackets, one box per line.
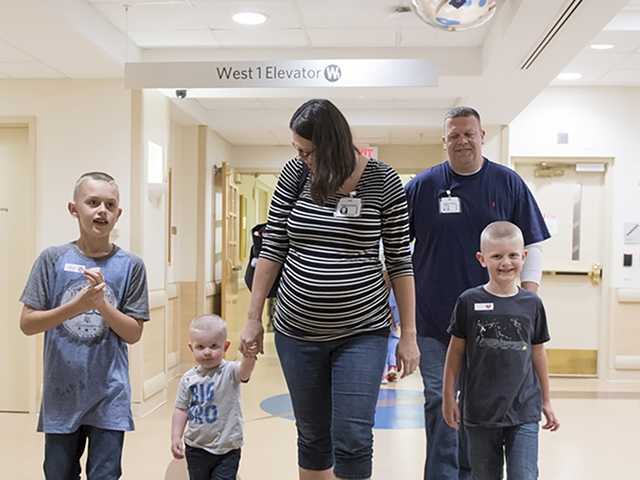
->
[260, 157, 413, 342]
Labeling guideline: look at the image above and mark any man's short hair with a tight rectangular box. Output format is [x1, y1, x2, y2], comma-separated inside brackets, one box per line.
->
[480, 221, 524, 250]
[189, 314, 227, 338]
[444, 106, 482, 125]
[73, 171, 118, 200]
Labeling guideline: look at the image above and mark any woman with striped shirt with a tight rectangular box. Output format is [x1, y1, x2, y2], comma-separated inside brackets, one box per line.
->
[240, 99, 419, 480]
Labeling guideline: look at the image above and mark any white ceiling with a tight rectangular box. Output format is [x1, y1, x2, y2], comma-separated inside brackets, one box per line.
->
[0, 0, 638, 145]
[553, 0, 640, 86]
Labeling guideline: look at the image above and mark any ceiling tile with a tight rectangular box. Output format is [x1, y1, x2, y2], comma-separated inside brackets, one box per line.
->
[307, 28, 396, 48]
[587, 30, 640, 53]
[401, 26, 488, 47]
[296, 0, 422, 28]
[130, 29, 217, 47]
[212, 28, 308, 47]
[599, 68, 640, 84]
[561, 52, 630, 82]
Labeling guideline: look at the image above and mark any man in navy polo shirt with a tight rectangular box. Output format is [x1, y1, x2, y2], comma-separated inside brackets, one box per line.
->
[405, 106, 550, 480]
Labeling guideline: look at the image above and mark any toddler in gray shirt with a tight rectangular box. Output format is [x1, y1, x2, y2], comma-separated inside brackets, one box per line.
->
[171, 315, 257, 480]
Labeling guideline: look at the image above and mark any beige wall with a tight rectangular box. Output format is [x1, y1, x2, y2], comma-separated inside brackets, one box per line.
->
[230, 144, 445, 173]
[0, 79, 132, 251]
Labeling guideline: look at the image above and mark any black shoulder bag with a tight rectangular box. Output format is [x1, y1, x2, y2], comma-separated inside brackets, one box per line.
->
[244, 164, 309, 298]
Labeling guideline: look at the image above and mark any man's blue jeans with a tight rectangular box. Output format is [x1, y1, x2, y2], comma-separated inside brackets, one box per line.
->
[44, 425, 124, 479]
[275, 331, 387, 480]
[417, 336, 472, 480]
[466, 422, 539, 480]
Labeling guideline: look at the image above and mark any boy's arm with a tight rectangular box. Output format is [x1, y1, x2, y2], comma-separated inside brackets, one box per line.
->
[85, 269, 145, 344]
[98, 303, 144, 344]
[170, 408, 189, 459]
[238, 345, 258, 382]
[442, 336, 466, 430]
[20, 280, 107, 335]
[532, 343, 560, 431]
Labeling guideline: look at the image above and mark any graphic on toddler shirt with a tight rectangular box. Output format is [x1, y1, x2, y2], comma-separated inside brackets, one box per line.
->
[475, 315, 528, 351]
[59, 279, 117, 343]
[188, 382, 218, 424]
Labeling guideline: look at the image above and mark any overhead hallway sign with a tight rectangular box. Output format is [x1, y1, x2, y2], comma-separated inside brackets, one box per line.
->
[125, 60, 438, 88]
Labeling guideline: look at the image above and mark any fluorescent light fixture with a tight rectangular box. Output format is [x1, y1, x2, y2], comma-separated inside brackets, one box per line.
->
[557, 72, 582, 81]
[590, 44, 615, 50]
[232, 12, 267, 25]
[147, 141, 164, 184]
[147, 141, 166, 203]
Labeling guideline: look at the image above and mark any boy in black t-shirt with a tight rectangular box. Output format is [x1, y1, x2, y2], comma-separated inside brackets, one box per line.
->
[442, 221, 559, 480]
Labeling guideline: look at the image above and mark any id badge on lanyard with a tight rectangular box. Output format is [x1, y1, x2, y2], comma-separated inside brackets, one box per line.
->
[439, 189, 461, 214]
[335, 192, 362, 218]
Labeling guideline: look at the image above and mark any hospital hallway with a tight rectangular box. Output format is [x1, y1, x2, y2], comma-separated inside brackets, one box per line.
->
[1, 329, 638, 479]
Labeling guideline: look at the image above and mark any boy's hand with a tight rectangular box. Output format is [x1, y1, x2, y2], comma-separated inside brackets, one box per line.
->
[442, 396, 460, 431]
[171, 437, 185, 459]
[542, 401, 560, 431]
[73, 281, 106, 312]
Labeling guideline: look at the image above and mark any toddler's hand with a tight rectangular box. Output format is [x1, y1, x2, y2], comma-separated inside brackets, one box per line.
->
[243, 343, 259, 359]
[171, 438, 185, 459]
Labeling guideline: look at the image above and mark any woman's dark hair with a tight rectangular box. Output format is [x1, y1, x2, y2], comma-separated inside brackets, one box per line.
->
[289, 99, 357, 204]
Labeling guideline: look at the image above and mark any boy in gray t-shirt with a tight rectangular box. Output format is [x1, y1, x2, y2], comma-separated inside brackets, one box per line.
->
[19, 172, 150, 479]
[171, 315, 257, 480]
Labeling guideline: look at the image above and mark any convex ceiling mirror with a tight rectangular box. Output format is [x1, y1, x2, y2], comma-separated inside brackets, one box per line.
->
[411, 0, 498, 31]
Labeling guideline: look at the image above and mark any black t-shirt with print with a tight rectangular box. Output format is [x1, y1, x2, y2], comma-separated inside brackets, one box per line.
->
[448, 286, 550, 428]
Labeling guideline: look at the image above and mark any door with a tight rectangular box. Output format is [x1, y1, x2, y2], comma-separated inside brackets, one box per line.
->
[220, 163, 242, 333]
[515, 159, 607, 376]
[0, 126, 33, 411]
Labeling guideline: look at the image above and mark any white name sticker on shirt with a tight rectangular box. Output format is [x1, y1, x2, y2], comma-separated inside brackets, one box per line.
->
[64, 263, 86, 273]
[474, 302, 494, 311]
[439, 196, 461, 214]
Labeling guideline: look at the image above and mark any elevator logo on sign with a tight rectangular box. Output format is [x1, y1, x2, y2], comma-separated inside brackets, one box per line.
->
[324, 64, 342, 82]
[125, 59, 438, 89]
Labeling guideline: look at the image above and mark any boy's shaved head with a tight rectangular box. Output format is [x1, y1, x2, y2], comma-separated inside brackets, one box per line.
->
[480, 221, 524, 251]
[189, 314, 227, 338]
[73, 172, 119, 201]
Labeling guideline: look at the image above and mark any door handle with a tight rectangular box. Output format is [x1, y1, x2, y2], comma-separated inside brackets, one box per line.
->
[0, 207, 8, 212]
[588, 263, 602, 285]
[231, 265, 243, 272]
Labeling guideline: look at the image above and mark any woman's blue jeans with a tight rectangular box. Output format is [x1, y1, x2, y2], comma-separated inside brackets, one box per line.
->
[275, 331, 387, 480]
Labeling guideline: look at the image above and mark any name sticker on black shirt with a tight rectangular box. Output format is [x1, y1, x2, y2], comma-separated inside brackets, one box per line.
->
[474, 302, 494, 311]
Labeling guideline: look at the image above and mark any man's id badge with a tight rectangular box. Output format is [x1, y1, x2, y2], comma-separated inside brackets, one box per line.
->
[335, 196, 362, 217]
[474, 303, 494, 311]
[439, 196, 461, 214]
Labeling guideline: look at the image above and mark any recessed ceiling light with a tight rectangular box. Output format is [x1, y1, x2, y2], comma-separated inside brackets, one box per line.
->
[557, 72, 582, 81]
[232, 12, 267, 25]
[590, 44, 615, 50]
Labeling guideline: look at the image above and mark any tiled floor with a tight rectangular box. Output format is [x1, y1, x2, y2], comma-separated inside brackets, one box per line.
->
[1, 335, 639, 479]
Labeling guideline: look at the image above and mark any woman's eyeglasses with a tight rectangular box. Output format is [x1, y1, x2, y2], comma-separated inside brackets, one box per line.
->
[292, 143, 314, 160]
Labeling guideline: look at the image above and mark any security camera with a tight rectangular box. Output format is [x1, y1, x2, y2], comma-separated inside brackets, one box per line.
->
[175, 89, 187, 99]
